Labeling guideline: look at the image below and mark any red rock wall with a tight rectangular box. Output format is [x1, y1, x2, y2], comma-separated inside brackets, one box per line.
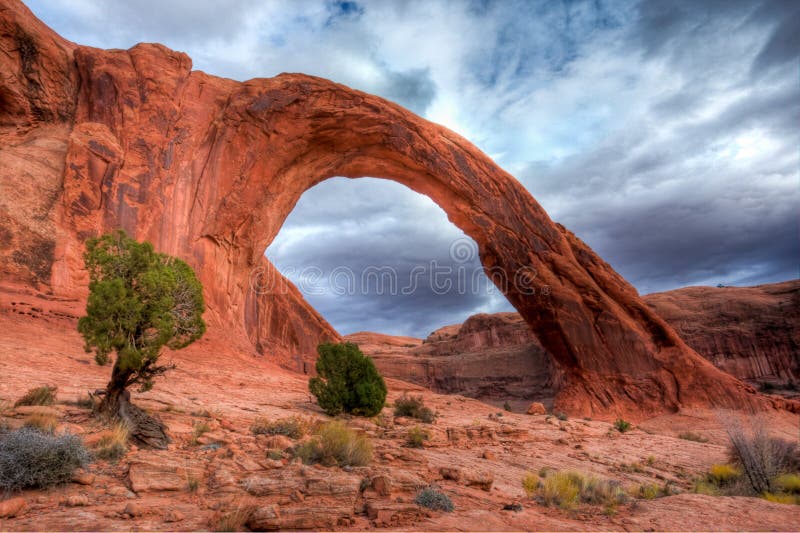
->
[0, 0, 790, 418]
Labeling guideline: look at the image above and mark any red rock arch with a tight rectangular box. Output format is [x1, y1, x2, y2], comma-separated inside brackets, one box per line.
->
[0, 0, 784, 418]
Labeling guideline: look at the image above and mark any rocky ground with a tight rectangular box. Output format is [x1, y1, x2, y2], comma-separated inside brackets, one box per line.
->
[0, 286, 798, 531]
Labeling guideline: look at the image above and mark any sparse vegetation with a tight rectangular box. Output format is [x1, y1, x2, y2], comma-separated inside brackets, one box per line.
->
[0, 427, 90, 490]
[75, 394, 95, 410]
[503, 401, 512, 412]
[191, 421, 211, 445]
[14, 385, 57, 407]
[679, 431, 708, 443]
[211, 503, 255, 531]
[613, 419, 632, 433]
[293, 421, 372, 467]
[394, 394, 436, 423]
[415, 486, 454, 512]
[187, 474, 200, 492]
[266, 449, 283, 461]
[524, 470, 628, 511]
[251, 415, 309, 439]
[708, 463, 741, 485]
[94, 421, 130, 461]
[23, 412, 58, 432]
[522, 472, 539, 497]
[309, 342, 387, 417]
[555, 411, 568, 421]
[406, 426, 429, 448]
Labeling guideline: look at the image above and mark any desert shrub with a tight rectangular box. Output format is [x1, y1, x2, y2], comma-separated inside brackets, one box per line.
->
[293, 421, 372, 467]
[775, 473, 800, 494]
[613, 419, 631, 433]
[503, 401, 512, 412]
[679, 431, 708, 443]
[309, 343, 386, 417]
[415, 486, 454, 512]
[251, 415, 308, 439]
[94, 421, 130, 461]
[406, 426, 429, 448]
[24, 412, 58, 432]
[190, 421, 211, 445]
[708, 463, 741, 485]
[522, 472, 538, 497]
[14, 385, 57, 407]
[555, 412, 568, 421]
[394, 394, 436, 423]
[723, 415, 798, 494]
[528, 471, 627, 511]
[0, 427, 90, 490]
[266, 449, 283, 461]
[693, 479, 720, 496]
[634, 482, 674, 500]
[211, 503, 256, 531]
[762, 492, 798, 505]
[186, 474, 200, 492]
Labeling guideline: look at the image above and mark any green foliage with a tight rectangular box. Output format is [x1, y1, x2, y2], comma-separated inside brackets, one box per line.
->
[293, 421, 372, 467]
[613, 419, 632, 433]
[393, 394, 436, 423]
[15, 385, 57, 407]
[406, 426, 429, 448]
[309, 343, 386, 417]
[415, 486, 454, 512]
[78, 230, 205, 393]
[0, 427, 90, 490]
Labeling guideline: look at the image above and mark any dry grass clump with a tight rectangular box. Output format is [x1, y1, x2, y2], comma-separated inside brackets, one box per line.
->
[251, 415, 309, 439]
[293, 420, 372, 467]
[524, 470, 628, 511]
[678, 431, 709, 443]
[23, 412, 58, 432]
[15, 385, 57, 407]
[406, 426, 429, 448]
[190, 420, 211, 445]
[95, 421, 130, 461]
[210, 502, 256, 531]
[394, 394, 436, 423]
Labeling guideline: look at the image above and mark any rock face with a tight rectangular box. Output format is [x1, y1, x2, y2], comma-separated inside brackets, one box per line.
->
[0, 0, 788, 418]
[356, 281, 798, 403]
[644, 280, 800, 384]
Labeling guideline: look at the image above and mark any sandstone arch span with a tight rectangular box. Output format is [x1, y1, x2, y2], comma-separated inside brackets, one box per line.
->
[0, 0, 786, 418]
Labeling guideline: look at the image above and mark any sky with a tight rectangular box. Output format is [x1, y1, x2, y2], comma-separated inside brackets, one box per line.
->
[26, 0, 800, 337]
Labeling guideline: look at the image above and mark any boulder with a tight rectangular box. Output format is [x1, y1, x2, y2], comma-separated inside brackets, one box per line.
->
[0, 497, 27, 518]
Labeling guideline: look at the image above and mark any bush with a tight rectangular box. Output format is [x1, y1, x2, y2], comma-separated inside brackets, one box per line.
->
[15, 385, 57, 407]
[522, 472, 538, 497]
[415, 486, 454, 512]
[723, 414, 799, 494]
[613, 419, 631, 433]
[394, 394, 436, 423]
[251, 416, 308, 439]
[0, 427, 90, 490]
[94, 422, 129, 461]
[775, 473, 800, 494]
[406, 426, 429, 448]
[527, 471, 628, 511]
[293, 421, 372, 467]
[708, 463, 741, 485]
[191, 421, 211, 445]
[678, 431, 708, 443]
[309, 343, 386, 417]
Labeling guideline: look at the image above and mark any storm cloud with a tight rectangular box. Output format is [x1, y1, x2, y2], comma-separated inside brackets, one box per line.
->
[26, 0, 799, 337]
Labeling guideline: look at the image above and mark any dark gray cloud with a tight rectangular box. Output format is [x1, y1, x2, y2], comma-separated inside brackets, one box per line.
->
[24, 0, 800, 337]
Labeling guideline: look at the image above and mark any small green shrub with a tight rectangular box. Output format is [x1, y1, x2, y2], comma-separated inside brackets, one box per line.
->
[0, 427, 90, 490]
[251, 415, 308, 439]
[406, 426, 429, 448]
[679, 431, 708, 443]
[309, 343, 386, 417]
[415, 486, 454, 512]
[613, 419, 631, 433]
[266, 449, 283, 461]
[14, 385, 57, 407]
[393, 394, 436, 423]
[293, 421, 372, 467]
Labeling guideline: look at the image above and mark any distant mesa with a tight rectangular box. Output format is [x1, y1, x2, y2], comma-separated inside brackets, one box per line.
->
[0, 0, 795, 418]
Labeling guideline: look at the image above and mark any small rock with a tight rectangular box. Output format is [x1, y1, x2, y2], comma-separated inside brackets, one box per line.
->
[466, 470, 494, 491]
[439, 466, 462, 482]
[526, 402, 547, 415]
[381, 453, 395, 462]
[0, 497, 27, 518]
[371, 475, 392, 497]
[72, 470, 95, 485]
[164, 509, 185, 523]
[65, 494, 90, 507]
[246, 505, 281, 531]
[482, 450, 496, 460]
[123, 502, 144, 517]
[262, 435, 294, 451]
[503, 502, 523, 512]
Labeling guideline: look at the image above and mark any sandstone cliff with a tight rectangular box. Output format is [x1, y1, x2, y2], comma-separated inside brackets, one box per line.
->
[353, 281, 798, 403]
[0, 0, 788, 418]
